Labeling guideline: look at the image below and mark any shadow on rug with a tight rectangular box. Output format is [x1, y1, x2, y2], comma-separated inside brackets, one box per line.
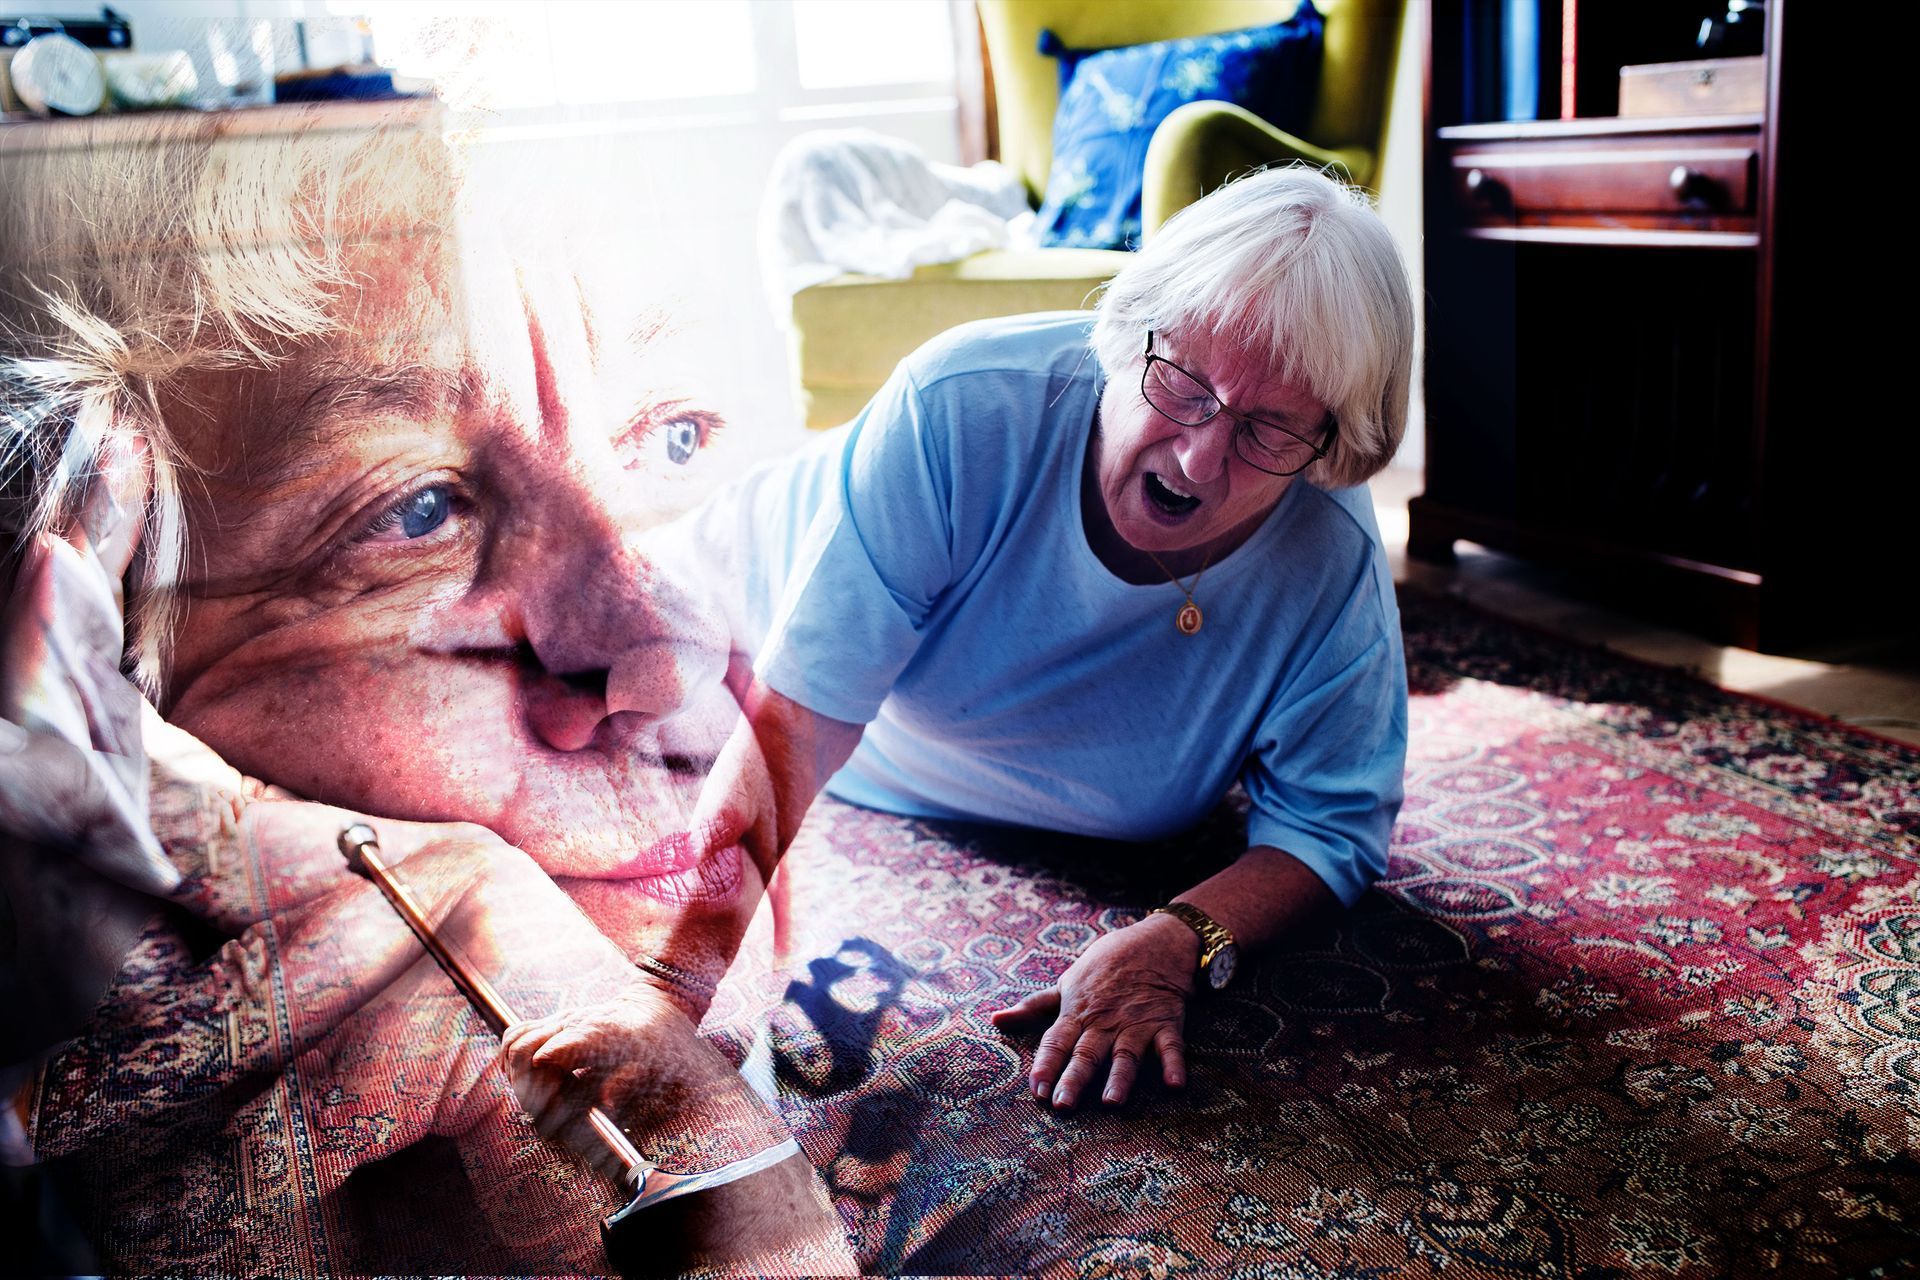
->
[704, 584, 1920, 1278]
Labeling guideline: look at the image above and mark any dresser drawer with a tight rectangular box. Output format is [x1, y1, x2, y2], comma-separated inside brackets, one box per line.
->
[1450, 133, 1758, 220]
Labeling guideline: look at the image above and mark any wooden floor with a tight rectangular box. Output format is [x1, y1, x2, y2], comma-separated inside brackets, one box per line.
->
[1372, 466, 1920, 749]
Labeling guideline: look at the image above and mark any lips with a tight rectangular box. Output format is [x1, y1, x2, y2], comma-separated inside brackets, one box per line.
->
[1144, 471, 1201, 517]
[583, 824, 747, 905]
[631, 841, 744, 905]
[597, 816, 735, 878]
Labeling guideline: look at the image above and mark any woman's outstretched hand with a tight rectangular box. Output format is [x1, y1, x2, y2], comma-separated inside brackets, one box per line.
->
[989, 911, 1198, 1108]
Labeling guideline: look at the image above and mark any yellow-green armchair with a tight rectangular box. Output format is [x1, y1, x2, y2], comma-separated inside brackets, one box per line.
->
[787, 0, 1403, 428]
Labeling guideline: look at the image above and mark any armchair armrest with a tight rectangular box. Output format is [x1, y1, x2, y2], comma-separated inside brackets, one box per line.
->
[1142, 100, 1375, 238]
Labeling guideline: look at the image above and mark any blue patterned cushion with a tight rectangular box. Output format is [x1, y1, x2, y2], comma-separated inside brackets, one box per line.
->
[1033, 5, 1325, 250]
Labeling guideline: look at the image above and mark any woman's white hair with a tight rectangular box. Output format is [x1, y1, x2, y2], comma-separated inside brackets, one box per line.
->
[1090, 164, 1414, 490]
[0, 116, 458, 696]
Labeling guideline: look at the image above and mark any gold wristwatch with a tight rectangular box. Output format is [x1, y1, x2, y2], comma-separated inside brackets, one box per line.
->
[1150, 902, 1239, 991]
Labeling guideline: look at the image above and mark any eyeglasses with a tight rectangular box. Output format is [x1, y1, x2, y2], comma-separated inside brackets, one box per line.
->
[1139, 331, 1336, 477]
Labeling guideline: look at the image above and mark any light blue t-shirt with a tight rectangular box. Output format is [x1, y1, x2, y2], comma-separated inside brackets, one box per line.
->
[730, 313, 1405, 907]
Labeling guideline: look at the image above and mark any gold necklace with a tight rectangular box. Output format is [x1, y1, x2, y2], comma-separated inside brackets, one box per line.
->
[1143, 545, 1216, 636]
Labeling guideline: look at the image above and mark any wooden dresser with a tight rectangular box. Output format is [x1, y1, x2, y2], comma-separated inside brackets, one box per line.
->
[1411, 1, 1901, 654]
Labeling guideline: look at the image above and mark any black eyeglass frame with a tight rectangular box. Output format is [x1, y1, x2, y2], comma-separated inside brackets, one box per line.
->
[1139, 331, 1337, 478]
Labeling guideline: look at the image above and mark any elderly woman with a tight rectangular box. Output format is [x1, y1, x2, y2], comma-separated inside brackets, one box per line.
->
[0, 114, 851, 1274]
[0, 114, 764, 994]
[687, 164, 1413, 1111]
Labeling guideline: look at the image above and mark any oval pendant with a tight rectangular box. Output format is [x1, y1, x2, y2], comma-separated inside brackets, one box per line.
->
[1175, 601, 1203, 635]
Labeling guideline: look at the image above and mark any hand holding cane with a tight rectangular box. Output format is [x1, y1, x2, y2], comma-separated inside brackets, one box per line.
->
[335, 823, 801, 1263]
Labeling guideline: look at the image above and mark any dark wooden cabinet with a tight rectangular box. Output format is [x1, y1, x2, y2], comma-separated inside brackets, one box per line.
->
[1411, 1, 1903, 654]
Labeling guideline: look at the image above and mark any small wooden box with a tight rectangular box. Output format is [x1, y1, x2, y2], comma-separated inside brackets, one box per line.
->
[1619, 56, 1766, 118]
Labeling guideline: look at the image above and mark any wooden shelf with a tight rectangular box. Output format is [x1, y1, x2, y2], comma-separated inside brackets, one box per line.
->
[1437, 112, 1765, 141]
[1411, 0, 1905, 654]
[0, 98, 436, 155]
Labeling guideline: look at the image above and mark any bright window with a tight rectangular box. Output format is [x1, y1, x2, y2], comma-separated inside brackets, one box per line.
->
[333, 0, 952, 111]
[792, 0, 953, 90]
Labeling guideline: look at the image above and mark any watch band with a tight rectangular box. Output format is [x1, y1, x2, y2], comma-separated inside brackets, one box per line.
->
[1150, 901, 1235, 963]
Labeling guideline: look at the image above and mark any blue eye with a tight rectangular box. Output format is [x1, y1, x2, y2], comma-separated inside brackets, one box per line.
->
[399, 486, 449, 537]
[367, 485, 453, 542]
[664, 417, 701, 466]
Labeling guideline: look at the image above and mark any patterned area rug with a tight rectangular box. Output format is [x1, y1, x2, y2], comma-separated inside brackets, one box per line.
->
[704, 586, 1920, 1278]
[30, 585, 1920, 1276]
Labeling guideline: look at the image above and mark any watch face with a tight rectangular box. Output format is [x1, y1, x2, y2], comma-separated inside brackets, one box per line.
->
[12, 33, 106, 116]
[1207, 944, 1238, 991]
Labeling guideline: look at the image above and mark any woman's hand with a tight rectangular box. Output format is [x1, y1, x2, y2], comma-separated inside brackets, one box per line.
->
[501, 988, 857, 1276]
[1, 436, 168, 886]
[2, 437, 179, 1067]
[501, 986, 736, 1178]
[990, 912, 1198, 1108]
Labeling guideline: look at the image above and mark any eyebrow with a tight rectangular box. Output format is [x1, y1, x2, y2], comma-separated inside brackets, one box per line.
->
[1167, 353, 1309, 428]
[234, 359, 480, 487]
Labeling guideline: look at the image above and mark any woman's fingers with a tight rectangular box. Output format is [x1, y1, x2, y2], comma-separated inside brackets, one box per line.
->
[1027, 1009, 1079, 1099]
[987, 986, 1060, 1029]
[1154, 1025, 1188, 1090]
[1048, 1025, 1116, 1110]
[501, 1023, 565, 1120]
[1102, 1026, 1158, 1105]
[1030, 1020, 1184, 1109]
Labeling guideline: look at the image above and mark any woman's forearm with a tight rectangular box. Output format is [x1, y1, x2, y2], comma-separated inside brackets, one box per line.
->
[697, 678, 863, 883]
[742, 678, 864, 852]
[1169, 844, 1340, 954]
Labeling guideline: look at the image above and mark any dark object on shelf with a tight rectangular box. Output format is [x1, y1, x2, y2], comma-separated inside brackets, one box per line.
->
[1451, 0, 1743, 125]
[1413, 1, 1907, 653]
[1697, 0, 1766, 57]
[1, 7, 129, 51]
[273, 65, 400, 103]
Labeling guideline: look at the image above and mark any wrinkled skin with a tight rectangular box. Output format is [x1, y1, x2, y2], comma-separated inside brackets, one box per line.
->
[158, 229, 760, 991]
[1084, 326, 1331, 581]
[503, 990, 856, 1275]
[990, 911, 1196, 1108]
[2, 228, 838, 1262]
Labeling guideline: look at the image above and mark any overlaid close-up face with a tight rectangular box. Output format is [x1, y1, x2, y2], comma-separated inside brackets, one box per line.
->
[156, 224, 754, 935]
[1093, 324, 1332, 559]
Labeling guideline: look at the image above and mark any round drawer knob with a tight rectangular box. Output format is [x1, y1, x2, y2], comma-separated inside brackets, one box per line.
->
[1464, 168, 1505, 205]
[1670, 166, 1711, 203]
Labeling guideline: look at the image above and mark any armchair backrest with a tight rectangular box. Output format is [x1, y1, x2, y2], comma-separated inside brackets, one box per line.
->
[977, 0, 1401, 202]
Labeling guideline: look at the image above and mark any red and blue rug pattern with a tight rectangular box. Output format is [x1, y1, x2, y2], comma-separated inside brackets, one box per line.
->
[32, 586, 1920, 1275]
[706, 589, 1920, 1276]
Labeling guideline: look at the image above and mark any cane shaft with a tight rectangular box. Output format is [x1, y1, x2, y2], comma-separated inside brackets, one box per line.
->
[354, 836, 518, 1033]
[340, 825, 650, 1185]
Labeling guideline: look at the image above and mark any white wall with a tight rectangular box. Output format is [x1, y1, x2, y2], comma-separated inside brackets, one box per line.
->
[1375, 0, 1427, 471]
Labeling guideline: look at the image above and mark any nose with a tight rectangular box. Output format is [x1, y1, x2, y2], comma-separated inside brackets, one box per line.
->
[1172, 416, 1236, 486]
[510, 489, 730, 754]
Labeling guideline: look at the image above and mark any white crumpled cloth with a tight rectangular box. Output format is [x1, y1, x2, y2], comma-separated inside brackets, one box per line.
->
[759, 128, 1036, 305]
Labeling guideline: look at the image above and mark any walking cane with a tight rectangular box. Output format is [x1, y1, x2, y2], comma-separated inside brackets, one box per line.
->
[335, 823, 799, 1270]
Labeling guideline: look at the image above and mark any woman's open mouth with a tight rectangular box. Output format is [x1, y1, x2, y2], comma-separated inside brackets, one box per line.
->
[1144, 471, 1201, 518]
